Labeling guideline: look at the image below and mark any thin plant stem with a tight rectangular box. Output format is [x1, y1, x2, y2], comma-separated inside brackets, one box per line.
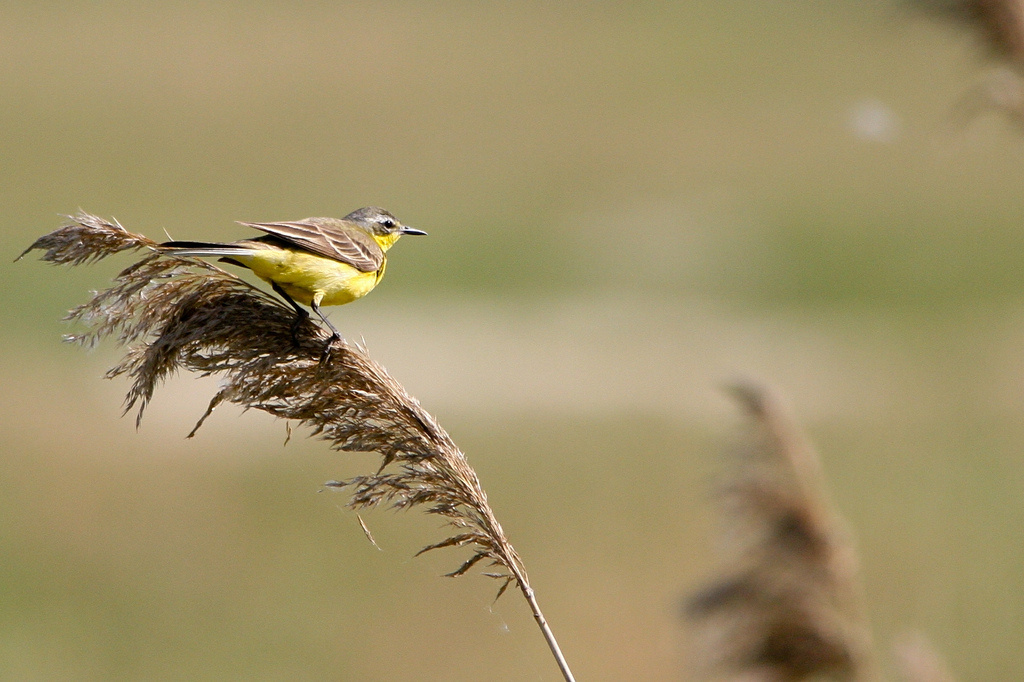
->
[19, 211, 577, 682]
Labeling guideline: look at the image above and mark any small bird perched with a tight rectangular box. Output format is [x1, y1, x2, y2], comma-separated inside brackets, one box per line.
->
[159, 206, 426, 340]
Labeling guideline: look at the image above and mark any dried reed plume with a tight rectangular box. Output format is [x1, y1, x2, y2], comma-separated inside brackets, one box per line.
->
[683, 383, 880, 682]
[18, 212, 576, 682]
[913, 0, 1024, 125]
[915, 0, 1024, 63]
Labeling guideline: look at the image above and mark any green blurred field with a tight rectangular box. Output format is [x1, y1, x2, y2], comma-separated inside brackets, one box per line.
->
[4, 2, 1024, 679]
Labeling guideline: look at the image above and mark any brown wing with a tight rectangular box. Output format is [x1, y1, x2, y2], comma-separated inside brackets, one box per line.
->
[237, 218, 384, 272]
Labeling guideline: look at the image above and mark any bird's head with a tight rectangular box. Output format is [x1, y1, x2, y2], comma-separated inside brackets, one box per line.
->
[345, 207, 427, 241]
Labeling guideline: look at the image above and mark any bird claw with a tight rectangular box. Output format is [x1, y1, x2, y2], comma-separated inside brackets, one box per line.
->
[318, 333, 341, 365]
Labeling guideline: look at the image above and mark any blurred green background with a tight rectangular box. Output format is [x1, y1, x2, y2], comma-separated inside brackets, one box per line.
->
[4, 1, 1023, 679]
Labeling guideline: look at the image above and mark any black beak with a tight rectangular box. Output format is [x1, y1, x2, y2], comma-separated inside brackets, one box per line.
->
[400, 226, 428, 236]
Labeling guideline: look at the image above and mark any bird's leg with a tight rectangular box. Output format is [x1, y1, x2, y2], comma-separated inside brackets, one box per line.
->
[270, 281, 309, 346]
[310, 296, 341, 343]
[309, 295, 341, 365]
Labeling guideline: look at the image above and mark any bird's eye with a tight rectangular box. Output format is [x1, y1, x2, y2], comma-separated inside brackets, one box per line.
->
[380, 218, 396, 229]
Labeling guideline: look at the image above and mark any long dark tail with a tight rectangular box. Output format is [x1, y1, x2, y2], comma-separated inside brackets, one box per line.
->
[160, 240, 227, 248]
[159, 241, 259, 258]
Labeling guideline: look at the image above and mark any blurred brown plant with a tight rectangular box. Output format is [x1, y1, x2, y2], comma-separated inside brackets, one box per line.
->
[913, 0, 1024, 125]
[683, 383, 880, 682]
[18, 212, 576, 682]
[916, 0, 1024, 61]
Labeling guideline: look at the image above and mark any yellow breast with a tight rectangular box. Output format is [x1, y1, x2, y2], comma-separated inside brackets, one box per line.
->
[234, 248, 385, 307]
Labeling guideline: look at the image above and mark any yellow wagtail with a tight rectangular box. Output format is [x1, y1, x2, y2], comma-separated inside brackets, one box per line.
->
[159, 206, 426, 339]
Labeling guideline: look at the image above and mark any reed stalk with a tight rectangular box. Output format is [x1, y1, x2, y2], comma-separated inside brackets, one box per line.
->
[684, 383, 881, 682]
[19, 212, 576, 682]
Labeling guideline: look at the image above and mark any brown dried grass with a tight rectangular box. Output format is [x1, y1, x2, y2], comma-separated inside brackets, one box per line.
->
[916, 0, 1024, 63]
[684, 383, 881, 682]
[915, 0, 1024, 125]
[18, 212, 575, 681]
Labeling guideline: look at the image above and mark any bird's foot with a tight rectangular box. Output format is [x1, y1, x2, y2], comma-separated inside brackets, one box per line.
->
[318, 331, 342, 365]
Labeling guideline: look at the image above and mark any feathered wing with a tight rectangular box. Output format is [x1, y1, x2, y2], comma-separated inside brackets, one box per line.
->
[237, 219, 384, 272]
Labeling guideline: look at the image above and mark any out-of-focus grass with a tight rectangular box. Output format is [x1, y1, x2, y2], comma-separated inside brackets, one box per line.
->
[5, 1, 1024, 314]
[5, 1, 1024, 680]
